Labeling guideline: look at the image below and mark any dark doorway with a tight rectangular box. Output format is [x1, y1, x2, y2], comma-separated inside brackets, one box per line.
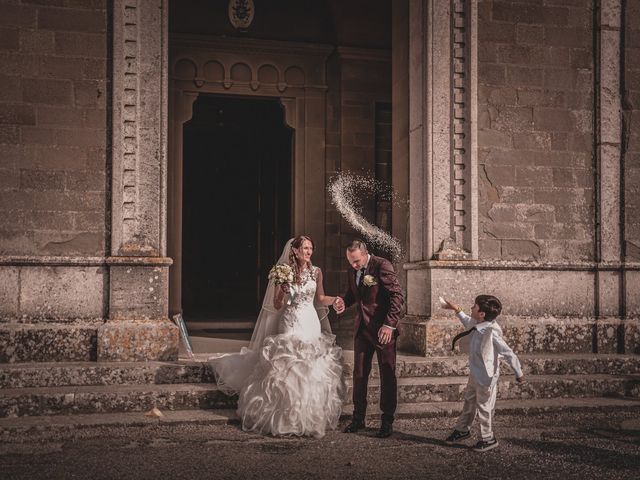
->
[182, 95, 292, 321]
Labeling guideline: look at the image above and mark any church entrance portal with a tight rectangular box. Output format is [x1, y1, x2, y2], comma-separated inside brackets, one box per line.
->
[181, 95, 292, 322]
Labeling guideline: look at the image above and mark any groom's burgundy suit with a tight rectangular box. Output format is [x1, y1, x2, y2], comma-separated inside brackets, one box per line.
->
[343, 255, 404, 424]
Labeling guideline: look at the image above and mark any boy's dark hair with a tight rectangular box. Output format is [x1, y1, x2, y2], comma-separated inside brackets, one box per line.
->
[475, 295, 502, 321]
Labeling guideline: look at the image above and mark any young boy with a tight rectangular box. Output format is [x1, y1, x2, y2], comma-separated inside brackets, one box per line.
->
[442, 294, 524, 452]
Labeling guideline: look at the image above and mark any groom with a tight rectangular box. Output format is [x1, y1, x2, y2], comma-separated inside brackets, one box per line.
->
[334, 240, 404, 438]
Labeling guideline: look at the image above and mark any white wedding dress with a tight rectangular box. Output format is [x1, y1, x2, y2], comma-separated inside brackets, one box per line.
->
[208, 253, 344, 438]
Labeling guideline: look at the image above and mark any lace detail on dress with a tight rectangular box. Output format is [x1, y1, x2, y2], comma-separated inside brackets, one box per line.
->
[289, 267, 317, 306]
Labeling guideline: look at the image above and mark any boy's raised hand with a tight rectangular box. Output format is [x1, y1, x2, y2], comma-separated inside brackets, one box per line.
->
[439, 296, 458, 311]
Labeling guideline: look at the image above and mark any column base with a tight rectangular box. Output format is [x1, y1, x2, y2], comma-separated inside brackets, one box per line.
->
[97, 319, 179, 362]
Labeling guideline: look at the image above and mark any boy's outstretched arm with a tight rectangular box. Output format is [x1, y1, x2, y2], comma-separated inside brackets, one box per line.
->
[442, 298, 474, 329]
[494, 335, 525, 383]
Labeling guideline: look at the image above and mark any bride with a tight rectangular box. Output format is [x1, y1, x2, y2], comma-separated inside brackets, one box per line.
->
[208, 235, 344, 438]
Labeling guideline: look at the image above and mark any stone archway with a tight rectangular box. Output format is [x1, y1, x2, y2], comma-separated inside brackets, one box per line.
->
[168, 35, 333, 317]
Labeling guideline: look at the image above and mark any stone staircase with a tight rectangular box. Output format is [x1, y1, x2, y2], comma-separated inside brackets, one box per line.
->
[1, 352, 639, 433]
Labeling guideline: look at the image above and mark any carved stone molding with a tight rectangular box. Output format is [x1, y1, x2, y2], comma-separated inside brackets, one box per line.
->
[112, 0, 168, 257]
[434, 0, 478, 260]
[171, 34, 332, 94]
[449, 0, 478, 258]
[408, 0, 478, 262]
[106, 0, 177, 361]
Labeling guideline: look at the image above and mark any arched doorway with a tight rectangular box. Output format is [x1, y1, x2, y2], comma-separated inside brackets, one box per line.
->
[167, 36, 331, 331]
[181, 94, 292, 323]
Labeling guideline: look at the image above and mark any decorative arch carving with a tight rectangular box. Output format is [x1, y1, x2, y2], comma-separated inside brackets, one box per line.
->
[174, 58, 197, 80]
[170, 35, 330, 94]
[257, 64, 279, 84]
[230, 62, 252, 82]
[203, 60, 224, 82]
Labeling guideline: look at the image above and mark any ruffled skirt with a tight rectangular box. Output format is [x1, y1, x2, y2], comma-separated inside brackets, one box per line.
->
[210, 332, 344, 438]
[239, 333, 344, 438]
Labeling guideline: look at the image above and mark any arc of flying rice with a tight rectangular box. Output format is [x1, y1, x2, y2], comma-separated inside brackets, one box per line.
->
[328, 172, 404, 262]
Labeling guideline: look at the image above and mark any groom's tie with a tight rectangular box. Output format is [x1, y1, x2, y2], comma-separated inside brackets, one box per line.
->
[451, 327, 476, 351]
[357, 268, 365, 287]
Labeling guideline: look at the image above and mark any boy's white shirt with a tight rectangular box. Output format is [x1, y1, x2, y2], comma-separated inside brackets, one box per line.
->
[456, 312, 523, 387]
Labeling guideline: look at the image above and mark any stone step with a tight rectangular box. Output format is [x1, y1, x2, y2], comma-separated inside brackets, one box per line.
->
[3, 353, 640, 389]
[2, 373, 639, 418]
[352, 353, 640, 379]
[346, 396, 640, 419]
[0, 383, 235, 418]
[0, 361, 213, 389]
[351, 374, 640, 404]
[0, 322, 100, 363]
[1, 397, 640, 436]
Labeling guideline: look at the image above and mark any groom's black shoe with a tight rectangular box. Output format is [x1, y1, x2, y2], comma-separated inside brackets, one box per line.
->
[375, 422, 393, 438]
[343, 419, 365, 433]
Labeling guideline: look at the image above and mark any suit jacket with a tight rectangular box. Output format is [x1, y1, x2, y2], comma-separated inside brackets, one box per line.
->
[343, 255, 404, 337]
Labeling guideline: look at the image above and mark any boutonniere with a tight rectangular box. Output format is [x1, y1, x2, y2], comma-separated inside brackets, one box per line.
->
[362, 275, 377, 287]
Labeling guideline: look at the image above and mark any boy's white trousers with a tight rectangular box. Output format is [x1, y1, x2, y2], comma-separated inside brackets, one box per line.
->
[454, 375, 498, 440]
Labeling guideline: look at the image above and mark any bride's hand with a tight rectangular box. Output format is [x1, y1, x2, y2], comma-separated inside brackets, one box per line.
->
[333, 297, 345, 314]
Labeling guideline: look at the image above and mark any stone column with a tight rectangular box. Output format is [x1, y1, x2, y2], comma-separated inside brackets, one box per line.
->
[595, 0, 638, 353]
[98, 0, 178, 361]
[399, 0, 479, 355]
[392, 0, 410, 288]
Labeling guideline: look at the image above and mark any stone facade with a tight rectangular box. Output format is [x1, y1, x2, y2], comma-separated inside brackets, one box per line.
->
[0, 0, 638, 361]
[626, 0, 640, 262]
[477, 0, 595, 262]
[0, 1, 108, 258]
[324, 47, 392, 296]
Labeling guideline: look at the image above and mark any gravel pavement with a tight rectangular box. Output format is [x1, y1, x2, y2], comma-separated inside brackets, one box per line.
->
[1, 409, 639, 480]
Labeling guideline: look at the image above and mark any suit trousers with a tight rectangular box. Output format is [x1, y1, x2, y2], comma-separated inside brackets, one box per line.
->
[454, 375, 499, 440]
[352, 325, 397, 424]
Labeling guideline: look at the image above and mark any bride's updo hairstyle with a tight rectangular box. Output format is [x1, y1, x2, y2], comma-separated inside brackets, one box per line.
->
[289, 235, 315, 284]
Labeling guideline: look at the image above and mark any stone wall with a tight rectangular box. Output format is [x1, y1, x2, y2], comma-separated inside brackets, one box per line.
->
[477, 0, 595, 262]
[0, 0, 108, 257]
[625, 0, 640, 261]
[324, 49, 391, 296]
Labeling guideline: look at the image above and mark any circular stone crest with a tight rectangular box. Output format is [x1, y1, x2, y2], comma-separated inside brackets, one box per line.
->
[228, 0, 255, 30]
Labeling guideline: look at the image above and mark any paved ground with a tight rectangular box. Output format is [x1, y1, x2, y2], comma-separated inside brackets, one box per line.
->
[1, 409, 639, 480]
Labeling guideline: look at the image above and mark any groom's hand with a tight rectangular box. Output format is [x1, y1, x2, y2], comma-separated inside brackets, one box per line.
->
[333, 297, 345, 314]
[378, 326, 393, 345]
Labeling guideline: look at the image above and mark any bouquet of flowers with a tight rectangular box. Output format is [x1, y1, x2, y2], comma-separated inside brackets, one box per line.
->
[268, 263, 295, 305]
[268, 263, 294, 285]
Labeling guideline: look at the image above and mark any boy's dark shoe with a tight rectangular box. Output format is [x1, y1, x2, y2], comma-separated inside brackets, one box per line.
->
[375, 422, 393, 438]
[343, 419, 365, 433]
[445, 429, 470, 443]
[472, 437, 499, 452]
